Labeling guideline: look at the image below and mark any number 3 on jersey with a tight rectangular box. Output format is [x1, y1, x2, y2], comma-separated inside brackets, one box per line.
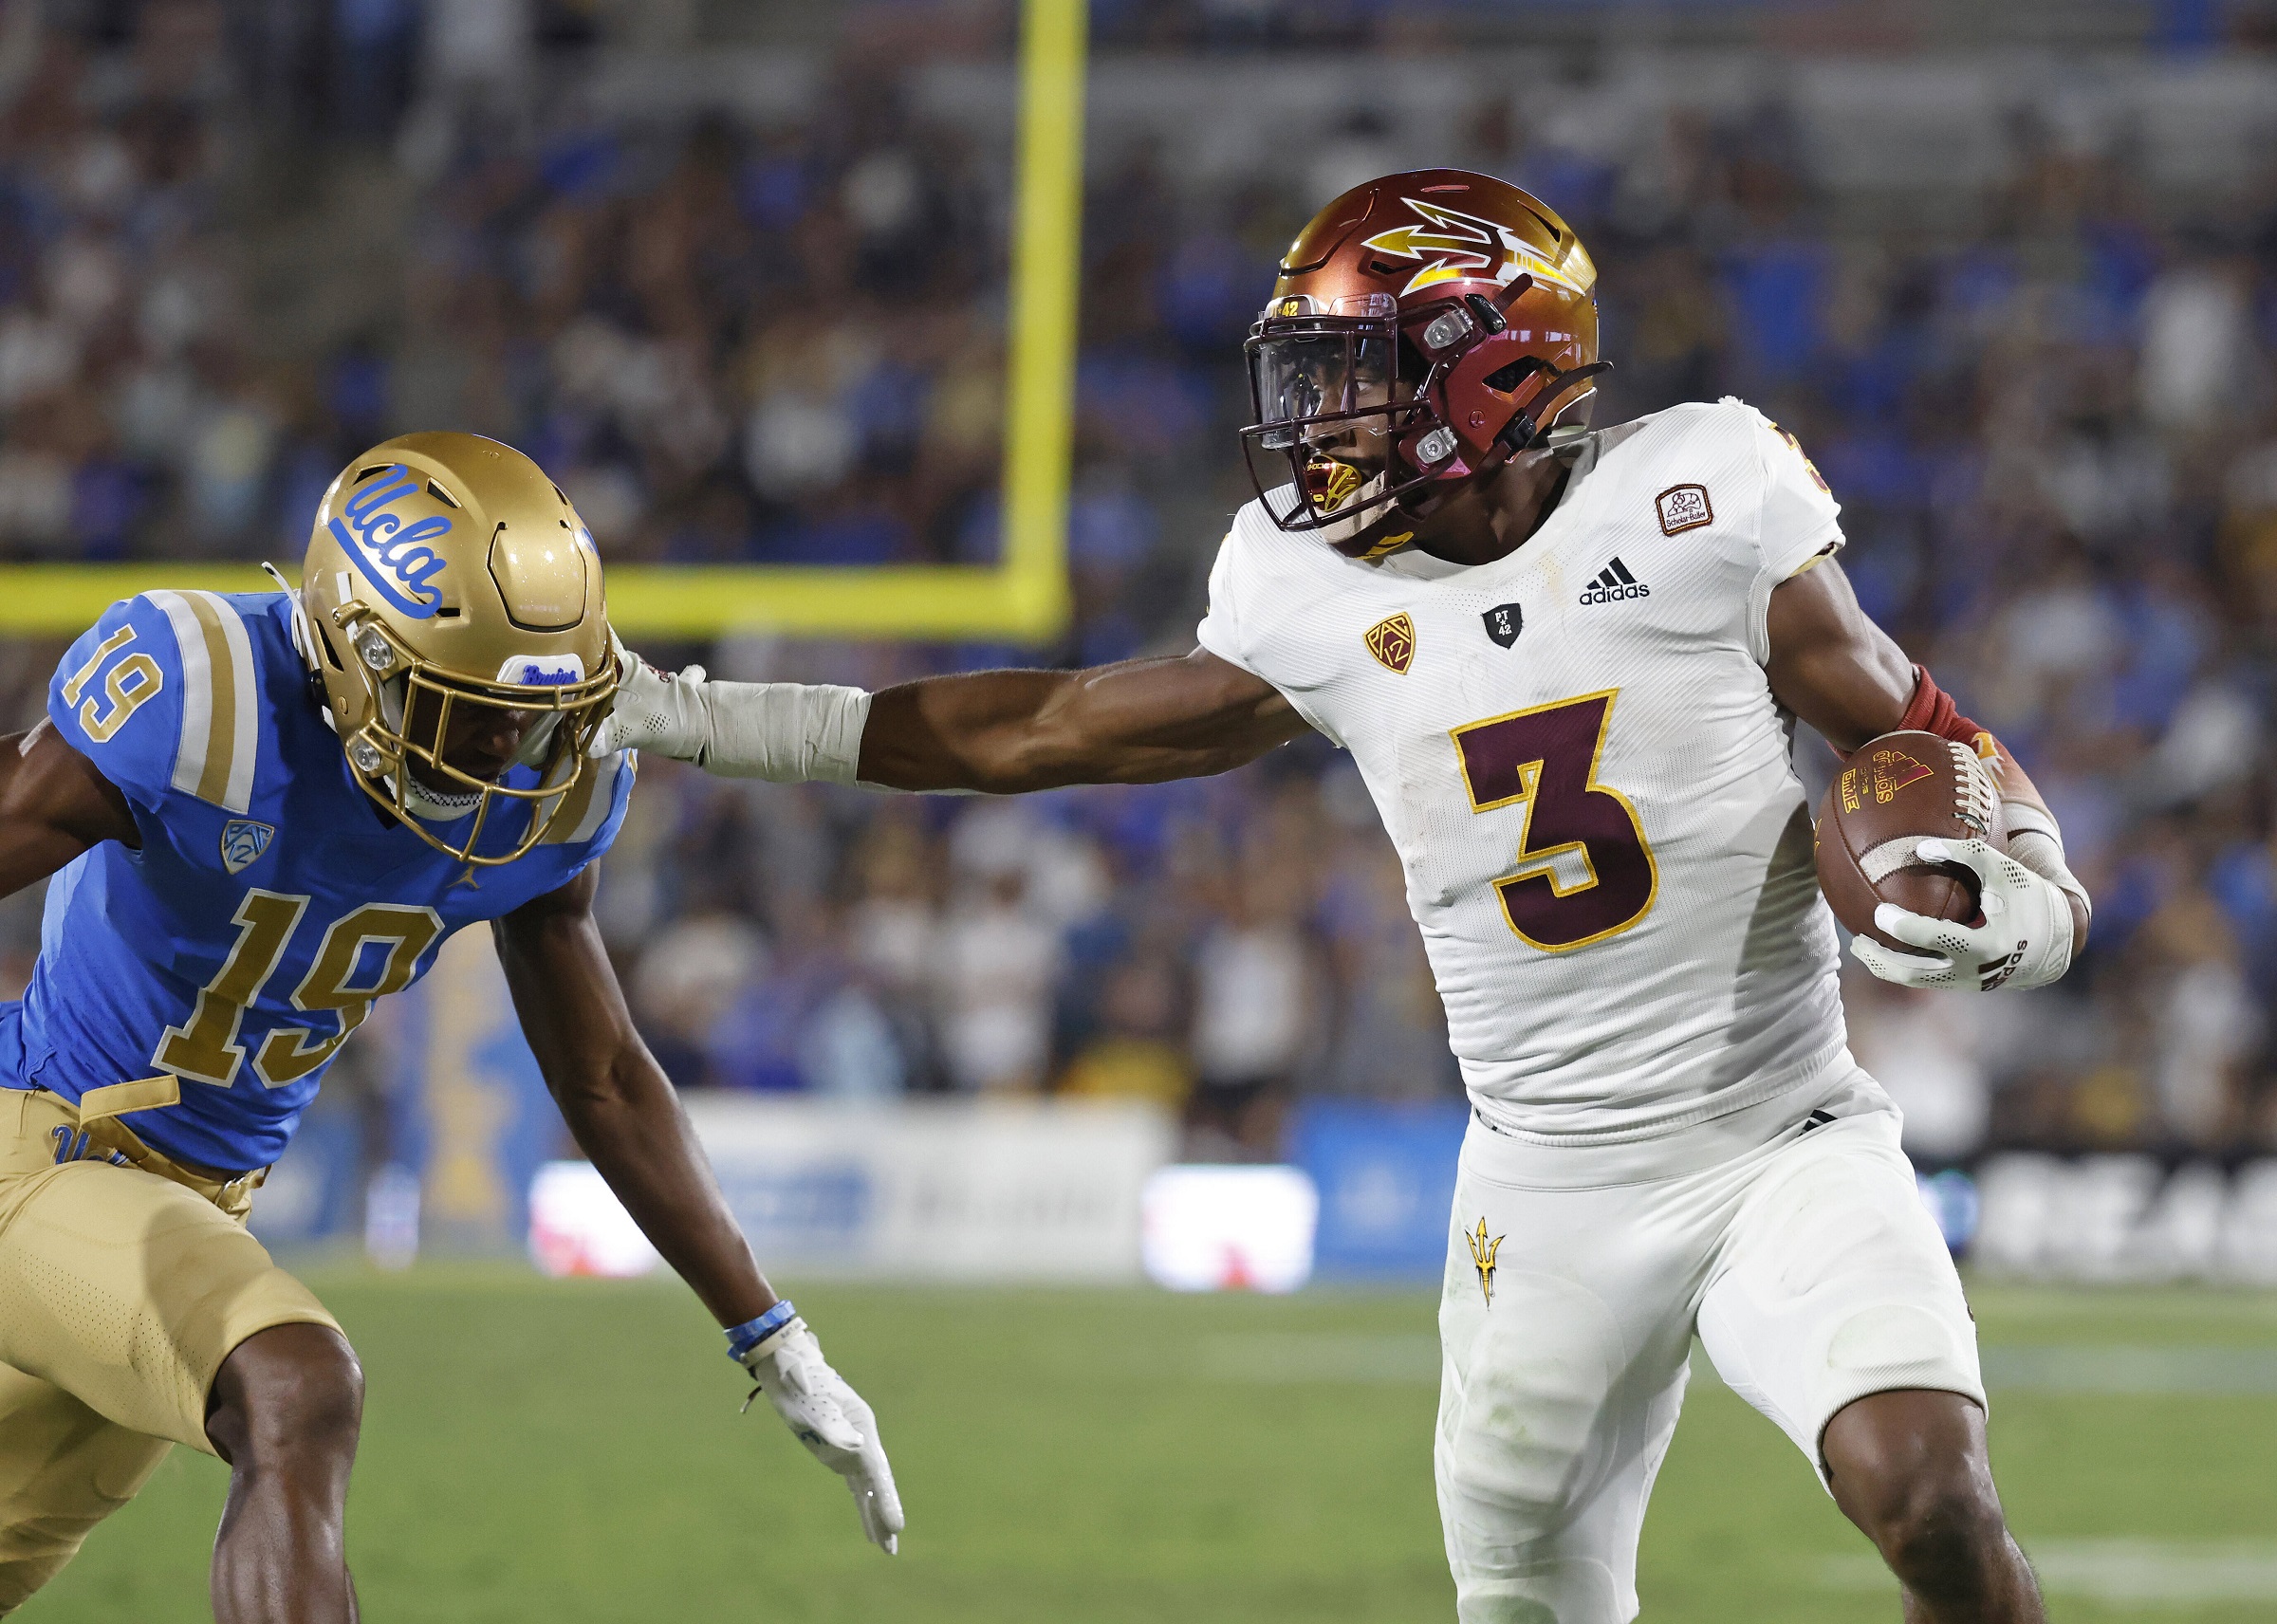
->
[1451, 690, 1659, 951]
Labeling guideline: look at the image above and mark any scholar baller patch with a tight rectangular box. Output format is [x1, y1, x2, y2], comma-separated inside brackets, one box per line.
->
[1364, 613, 1416, 674]
[1656, 483, 1712, 535]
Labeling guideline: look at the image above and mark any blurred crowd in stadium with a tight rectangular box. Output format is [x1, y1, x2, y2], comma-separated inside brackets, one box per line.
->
[2, 2, 2275, 1160]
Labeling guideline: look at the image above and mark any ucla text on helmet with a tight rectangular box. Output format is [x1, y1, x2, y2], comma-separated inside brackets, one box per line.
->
[329, 465, 452, 618]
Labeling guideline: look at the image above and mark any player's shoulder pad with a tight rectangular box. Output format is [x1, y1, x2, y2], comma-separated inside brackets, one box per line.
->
[1701, 396, 1834, 498]
[49, 590, 268, 815]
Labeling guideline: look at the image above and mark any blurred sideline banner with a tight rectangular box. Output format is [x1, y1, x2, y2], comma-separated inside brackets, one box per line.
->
[1289, 1099, 1468, 1283]
[1966, 1154, 2277, 1285]
[1140, 1165, 1319, 1292]
[681, 1095, 1176, 1282]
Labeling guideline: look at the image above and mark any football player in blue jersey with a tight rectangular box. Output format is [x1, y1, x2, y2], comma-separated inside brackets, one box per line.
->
[0, 433, 900, 1620]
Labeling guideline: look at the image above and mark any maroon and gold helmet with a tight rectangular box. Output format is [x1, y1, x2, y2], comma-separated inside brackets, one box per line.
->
[1239, 169, 1607, 557]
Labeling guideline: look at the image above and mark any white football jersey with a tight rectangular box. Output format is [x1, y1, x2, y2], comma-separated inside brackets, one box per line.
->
[1197, 398, 1850, 1142]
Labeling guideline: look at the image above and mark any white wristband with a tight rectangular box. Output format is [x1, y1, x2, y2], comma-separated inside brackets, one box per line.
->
[701, 681, 872, 784]
[2005, 826, 2090, 921]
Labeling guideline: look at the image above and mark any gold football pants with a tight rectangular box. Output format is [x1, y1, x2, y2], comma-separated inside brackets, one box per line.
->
[0, 1086, 340, 1613]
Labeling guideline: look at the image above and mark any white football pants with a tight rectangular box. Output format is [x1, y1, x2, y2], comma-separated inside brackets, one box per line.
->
[1435, 1063, 1982, 1624]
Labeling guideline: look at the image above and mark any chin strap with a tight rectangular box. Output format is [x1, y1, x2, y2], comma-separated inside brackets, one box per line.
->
[1351, 365, 1611, 553]
[1484, 362, 1614, 467]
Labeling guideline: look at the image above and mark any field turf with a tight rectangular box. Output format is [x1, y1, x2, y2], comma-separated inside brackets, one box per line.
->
[26, 1270, 2277, 1621]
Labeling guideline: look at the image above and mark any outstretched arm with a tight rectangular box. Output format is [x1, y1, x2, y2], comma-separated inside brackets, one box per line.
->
[1766, 559, 2089, 983]
[496, 866, 904, 1552]
[593, 640, 1308, 794]
[494, 863, 772, 1324]
[861, 648, 1305, 792]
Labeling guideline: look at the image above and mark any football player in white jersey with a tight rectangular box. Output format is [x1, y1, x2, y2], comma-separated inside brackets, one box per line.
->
[600, 171, 2086, 1622]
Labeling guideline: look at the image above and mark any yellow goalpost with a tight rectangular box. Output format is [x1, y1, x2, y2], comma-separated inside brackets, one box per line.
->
[0, 0, 1084, 642]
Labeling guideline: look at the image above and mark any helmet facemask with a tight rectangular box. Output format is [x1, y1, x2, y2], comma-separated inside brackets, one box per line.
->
[334, 606, 618, 867]
[1241, 296, 1437, 540]
[1241, 284, 1611, 554]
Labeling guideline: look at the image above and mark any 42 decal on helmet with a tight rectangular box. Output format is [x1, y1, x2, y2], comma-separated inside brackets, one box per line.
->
[1361, 198, 1595, 300]
[329, 466, 452, 618]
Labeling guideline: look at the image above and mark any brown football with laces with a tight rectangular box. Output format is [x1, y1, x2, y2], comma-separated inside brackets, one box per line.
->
[1814, 730, 2008, 953]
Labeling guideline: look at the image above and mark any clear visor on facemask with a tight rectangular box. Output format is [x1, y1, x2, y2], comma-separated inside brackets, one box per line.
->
[1250, 334, 1393, 450]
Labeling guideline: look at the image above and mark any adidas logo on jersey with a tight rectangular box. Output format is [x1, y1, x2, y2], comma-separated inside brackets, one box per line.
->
[1578, 558, 1649, 605]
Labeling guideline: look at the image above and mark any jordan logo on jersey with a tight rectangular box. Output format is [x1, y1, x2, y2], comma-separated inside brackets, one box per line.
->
[1578, 559, 1649, 604]
[1364, 613, 1416, 674]
[1466, 1218, 1503, 1304]
[220, 820, 275, 875]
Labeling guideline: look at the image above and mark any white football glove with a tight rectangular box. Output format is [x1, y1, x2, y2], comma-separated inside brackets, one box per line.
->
[739, 1316, 904, 1554]
[1850, 837, 2077, 993]
[589, 630, 712, 761]
[586, 630, 873, 782]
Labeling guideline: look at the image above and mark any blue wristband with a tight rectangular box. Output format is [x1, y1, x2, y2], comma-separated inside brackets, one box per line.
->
[725, 1301, 797, 1362]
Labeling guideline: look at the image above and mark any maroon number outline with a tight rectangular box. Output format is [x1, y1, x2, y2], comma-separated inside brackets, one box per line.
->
[1449, 688, 1660, 952]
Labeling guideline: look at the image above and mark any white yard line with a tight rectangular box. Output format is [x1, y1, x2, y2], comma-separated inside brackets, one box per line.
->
[1198, 1335, 2277, 1394]
[1819, 1541, 2277, 1604]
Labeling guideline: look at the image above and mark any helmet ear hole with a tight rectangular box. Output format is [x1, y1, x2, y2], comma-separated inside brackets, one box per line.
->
[1483, 356, 1549, 396]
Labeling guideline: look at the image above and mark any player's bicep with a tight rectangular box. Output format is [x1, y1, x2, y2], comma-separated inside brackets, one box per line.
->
[493, 866, 644, 1096]
[0, 721, 140, 897]
[863, 648, 1305, 791]
[1031, 648, 1307, 784]
[1762, 559, 1916, 753]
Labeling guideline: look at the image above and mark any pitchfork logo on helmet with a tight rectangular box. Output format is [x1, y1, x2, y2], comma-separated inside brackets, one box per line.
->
[294, 432, 618, 869]
[1361, 197, 1594, 299]
[1240, 169, 1609, 560]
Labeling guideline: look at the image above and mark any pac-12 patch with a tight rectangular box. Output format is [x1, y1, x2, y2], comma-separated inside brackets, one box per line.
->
[1482, 602, 1523, 648]
[1656, 483, 1712, 535]
[1364, 613, 1416, 674]
[220, 819, 275, 875]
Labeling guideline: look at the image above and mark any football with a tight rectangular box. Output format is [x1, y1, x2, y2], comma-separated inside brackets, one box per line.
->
[1814, 729, 2007, 950]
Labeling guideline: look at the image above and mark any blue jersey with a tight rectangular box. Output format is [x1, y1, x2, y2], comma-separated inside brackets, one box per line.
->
[0, 590, 632, 1172]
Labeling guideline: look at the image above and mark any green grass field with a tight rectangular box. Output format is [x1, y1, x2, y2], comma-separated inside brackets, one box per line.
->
[24, 1270, 2277, 1621]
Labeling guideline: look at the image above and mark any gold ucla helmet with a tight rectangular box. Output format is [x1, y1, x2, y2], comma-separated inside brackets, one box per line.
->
[296, 432, 617, 866]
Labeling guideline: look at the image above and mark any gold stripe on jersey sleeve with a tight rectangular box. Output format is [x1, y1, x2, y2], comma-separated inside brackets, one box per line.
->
[542, 748, 629, 845]
[537, 760, 600, 845]
[181, 591, 240, 808]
